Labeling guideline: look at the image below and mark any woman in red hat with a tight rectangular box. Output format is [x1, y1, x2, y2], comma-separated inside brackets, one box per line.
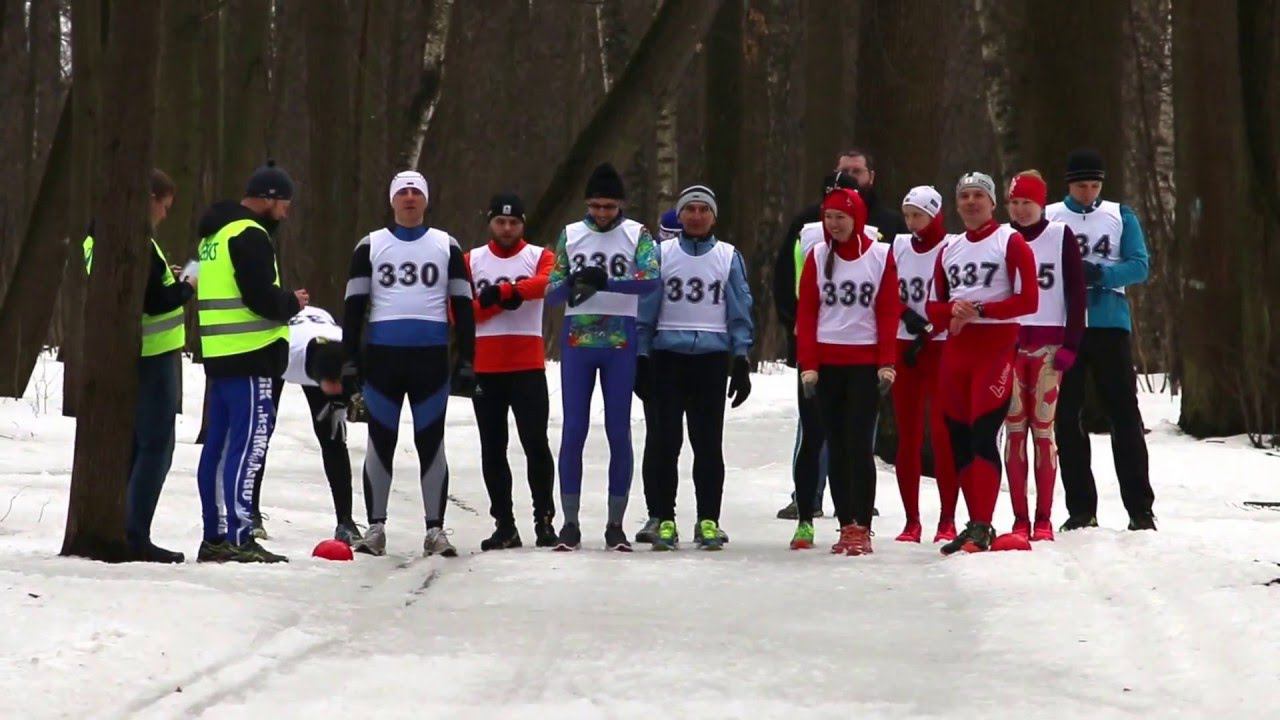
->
[1002, 170, 1086, 543]
[794, 188, 899, 555]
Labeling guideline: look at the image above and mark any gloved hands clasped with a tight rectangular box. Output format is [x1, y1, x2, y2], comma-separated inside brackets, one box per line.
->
[568, 266, 608, 307]
[478, 281, 525, 311]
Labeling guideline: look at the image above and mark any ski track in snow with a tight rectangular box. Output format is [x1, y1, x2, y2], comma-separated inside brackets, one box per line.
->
[0, 354, 1277, 719]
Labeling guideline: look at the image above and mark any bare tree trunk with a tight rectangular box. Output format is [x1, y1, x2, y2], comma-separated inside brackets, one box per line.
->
[856, 0, 950, 202]
[1173, 0, 1280, 439]
[0, 0, 31, 290]
[400, 0, 455, 170]
[62, 0, 162, 561]
[972, 0, 1021, 179]
[525, 0, 724, 245]
[653, 95, 677, 208]
[705, 0, 742, 236]
[28, 0, 64, 186]
[219, 0, 270, 198]
[303, 0, 357, 313]
[738, 0, 800, 365]
[1123, 0, 1177, 384]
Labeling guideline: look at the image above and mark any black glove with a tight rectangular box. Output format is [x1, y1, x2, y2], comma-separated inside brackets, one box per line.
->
[346, 392, 369, 423]
[341, 361, 361, 401]
[315, 399, 348, 443]
[478, 283, 503, 309]
[1082, 261, 1103, 285]
[575, 265, 609, 290]
[450, 359, 477, 398]
[498, 286, 524, 311]
[568, 266, 609, 308]
[901, 307, 932, 337]
[727, 356, 752, 408]
[903, 333, 929, 368]
[634, 355, 654, 403]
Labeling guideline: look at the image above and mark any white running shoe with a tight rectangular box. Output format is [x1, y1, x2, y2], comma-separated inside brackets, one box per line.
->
[354, 522, 387, 556]
[423, 527, 458, 558]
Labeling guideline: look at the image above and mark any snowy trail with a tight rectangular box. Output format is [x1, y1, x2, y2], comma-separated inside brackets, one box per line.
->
[1, 355, 1277, 719]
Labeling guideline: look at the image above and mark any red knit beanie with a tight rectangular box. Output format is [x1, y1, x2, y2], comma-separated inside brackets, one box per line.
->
[821, 188, 867, 229]
[1008, 173, 1047, 207]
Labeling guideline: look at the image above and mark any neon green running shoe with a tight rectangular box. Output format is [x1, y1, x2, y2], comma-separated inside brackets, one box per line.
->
[790, 521, 815, 550]
[696, 519, 723, 551]
[652, 520, 678, 551]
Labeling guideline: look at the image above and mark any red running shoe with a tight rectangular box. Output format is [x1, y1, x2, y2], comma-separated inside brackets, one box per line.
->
[1011, 517, 1032, 539]
[1031, 519, 1055, 542]
[933, 520, 958, 544]
[895, 520, 922, 543]
[991, 532, 1032, 552]
[831, 524, 862, 554]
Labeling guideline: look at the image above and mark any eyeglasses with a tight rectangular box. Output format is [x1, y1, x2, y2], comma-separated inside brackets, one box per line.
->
[586, 202, 620, 211]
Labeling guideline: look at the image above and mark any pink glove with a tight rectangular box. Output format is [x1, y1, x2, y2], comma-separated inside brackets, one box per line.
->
[1052, 347, 1077, 373]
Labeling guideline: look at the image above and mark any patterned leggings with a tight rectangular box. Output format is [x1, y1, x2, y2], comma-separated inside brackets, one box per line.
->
[1003, 344, 1063, 523]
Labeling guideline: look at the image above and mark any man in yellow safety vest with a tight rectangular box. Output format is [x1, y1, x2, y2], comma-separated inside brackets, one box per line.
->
[193, 161, 309, 564]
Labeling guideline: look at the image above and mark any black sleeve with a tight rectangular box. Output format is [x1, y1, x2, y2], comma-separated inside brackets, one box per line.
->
[342, 238, 372, 365]
[142, 245, 193, 316]
[447, 239, 475, 363]
[228, 228, 300, 322]
[772, 212, 807, 331]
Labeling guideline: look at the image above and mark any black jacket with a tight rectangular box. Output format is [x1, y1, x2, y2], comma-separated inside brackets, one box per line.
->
[143, 241, 194, 317]
[196, 201, 301, 379]
[859, 186, 908, 239]
[771, 203, 820, 365]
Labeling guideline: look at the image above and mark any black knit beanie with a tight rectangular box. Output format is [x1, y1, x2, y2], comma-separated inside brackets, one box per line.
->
[1065, 148, 1106, 183]
[584, 162, 626, 200]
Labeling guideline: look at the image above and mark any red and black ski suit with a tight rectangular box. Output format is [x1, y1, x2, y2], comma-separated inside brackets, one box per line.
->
[926, 219, 1037, 526]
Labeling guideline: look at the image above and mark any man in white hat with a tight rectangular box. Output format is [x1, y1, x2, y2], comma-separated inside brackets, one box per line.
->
[343, 170, 476, 558]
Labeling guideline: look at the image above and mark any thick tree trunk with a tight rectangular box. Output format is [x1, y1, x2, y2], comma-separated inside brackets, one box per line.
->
[62, 0, 163, 561]
[525, 0, 724, 246]
[219, 0, 270, 199]
[399, 0, 455, 170]
[0, 0, 31, 292]
[1173, 0, 1280, 440]
[972, 0, 1022, 179]
[856, 0, 950, 205]
[738, 0, 800, 365]
[1122, 0, 1177, 383]
[1013, 0, 1126, 191]
[0, 93, 73, 399]
[57, 0, 105, 416]
[303, 0, 357, 313]
[529, 0, 727, 243]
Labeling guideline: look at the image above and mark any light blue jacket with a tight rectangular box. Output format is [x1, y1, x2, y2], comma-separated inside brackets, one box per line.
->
[1062, 195, 1149, 331]
[637, 233, 754, 357]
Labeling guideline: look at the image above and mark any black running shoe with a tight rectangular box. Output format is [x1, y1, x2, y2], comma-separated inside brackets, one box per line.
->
[534, 516, 558, 548]
[481, 524, 522, 551]
[940, 522, 995, 556]
[1059, 515, 1099, 532]
[1127, 513, 1158, 531]
[554, 523, 581, 552]
[604, 523, 632, 552]
[197, 540, 233, 563]
[226, 540, 288, 564]
[131, 542, 185, 564]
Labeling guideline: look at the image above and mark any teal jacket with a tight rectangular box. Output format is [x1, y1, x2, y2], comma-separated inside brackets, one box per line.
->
[1062, 195, 1149, 332]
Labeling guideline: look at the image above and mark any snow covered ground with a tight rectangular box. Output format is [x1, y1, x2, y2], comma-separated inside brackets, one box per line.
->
[0, 351, 1277, 719]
